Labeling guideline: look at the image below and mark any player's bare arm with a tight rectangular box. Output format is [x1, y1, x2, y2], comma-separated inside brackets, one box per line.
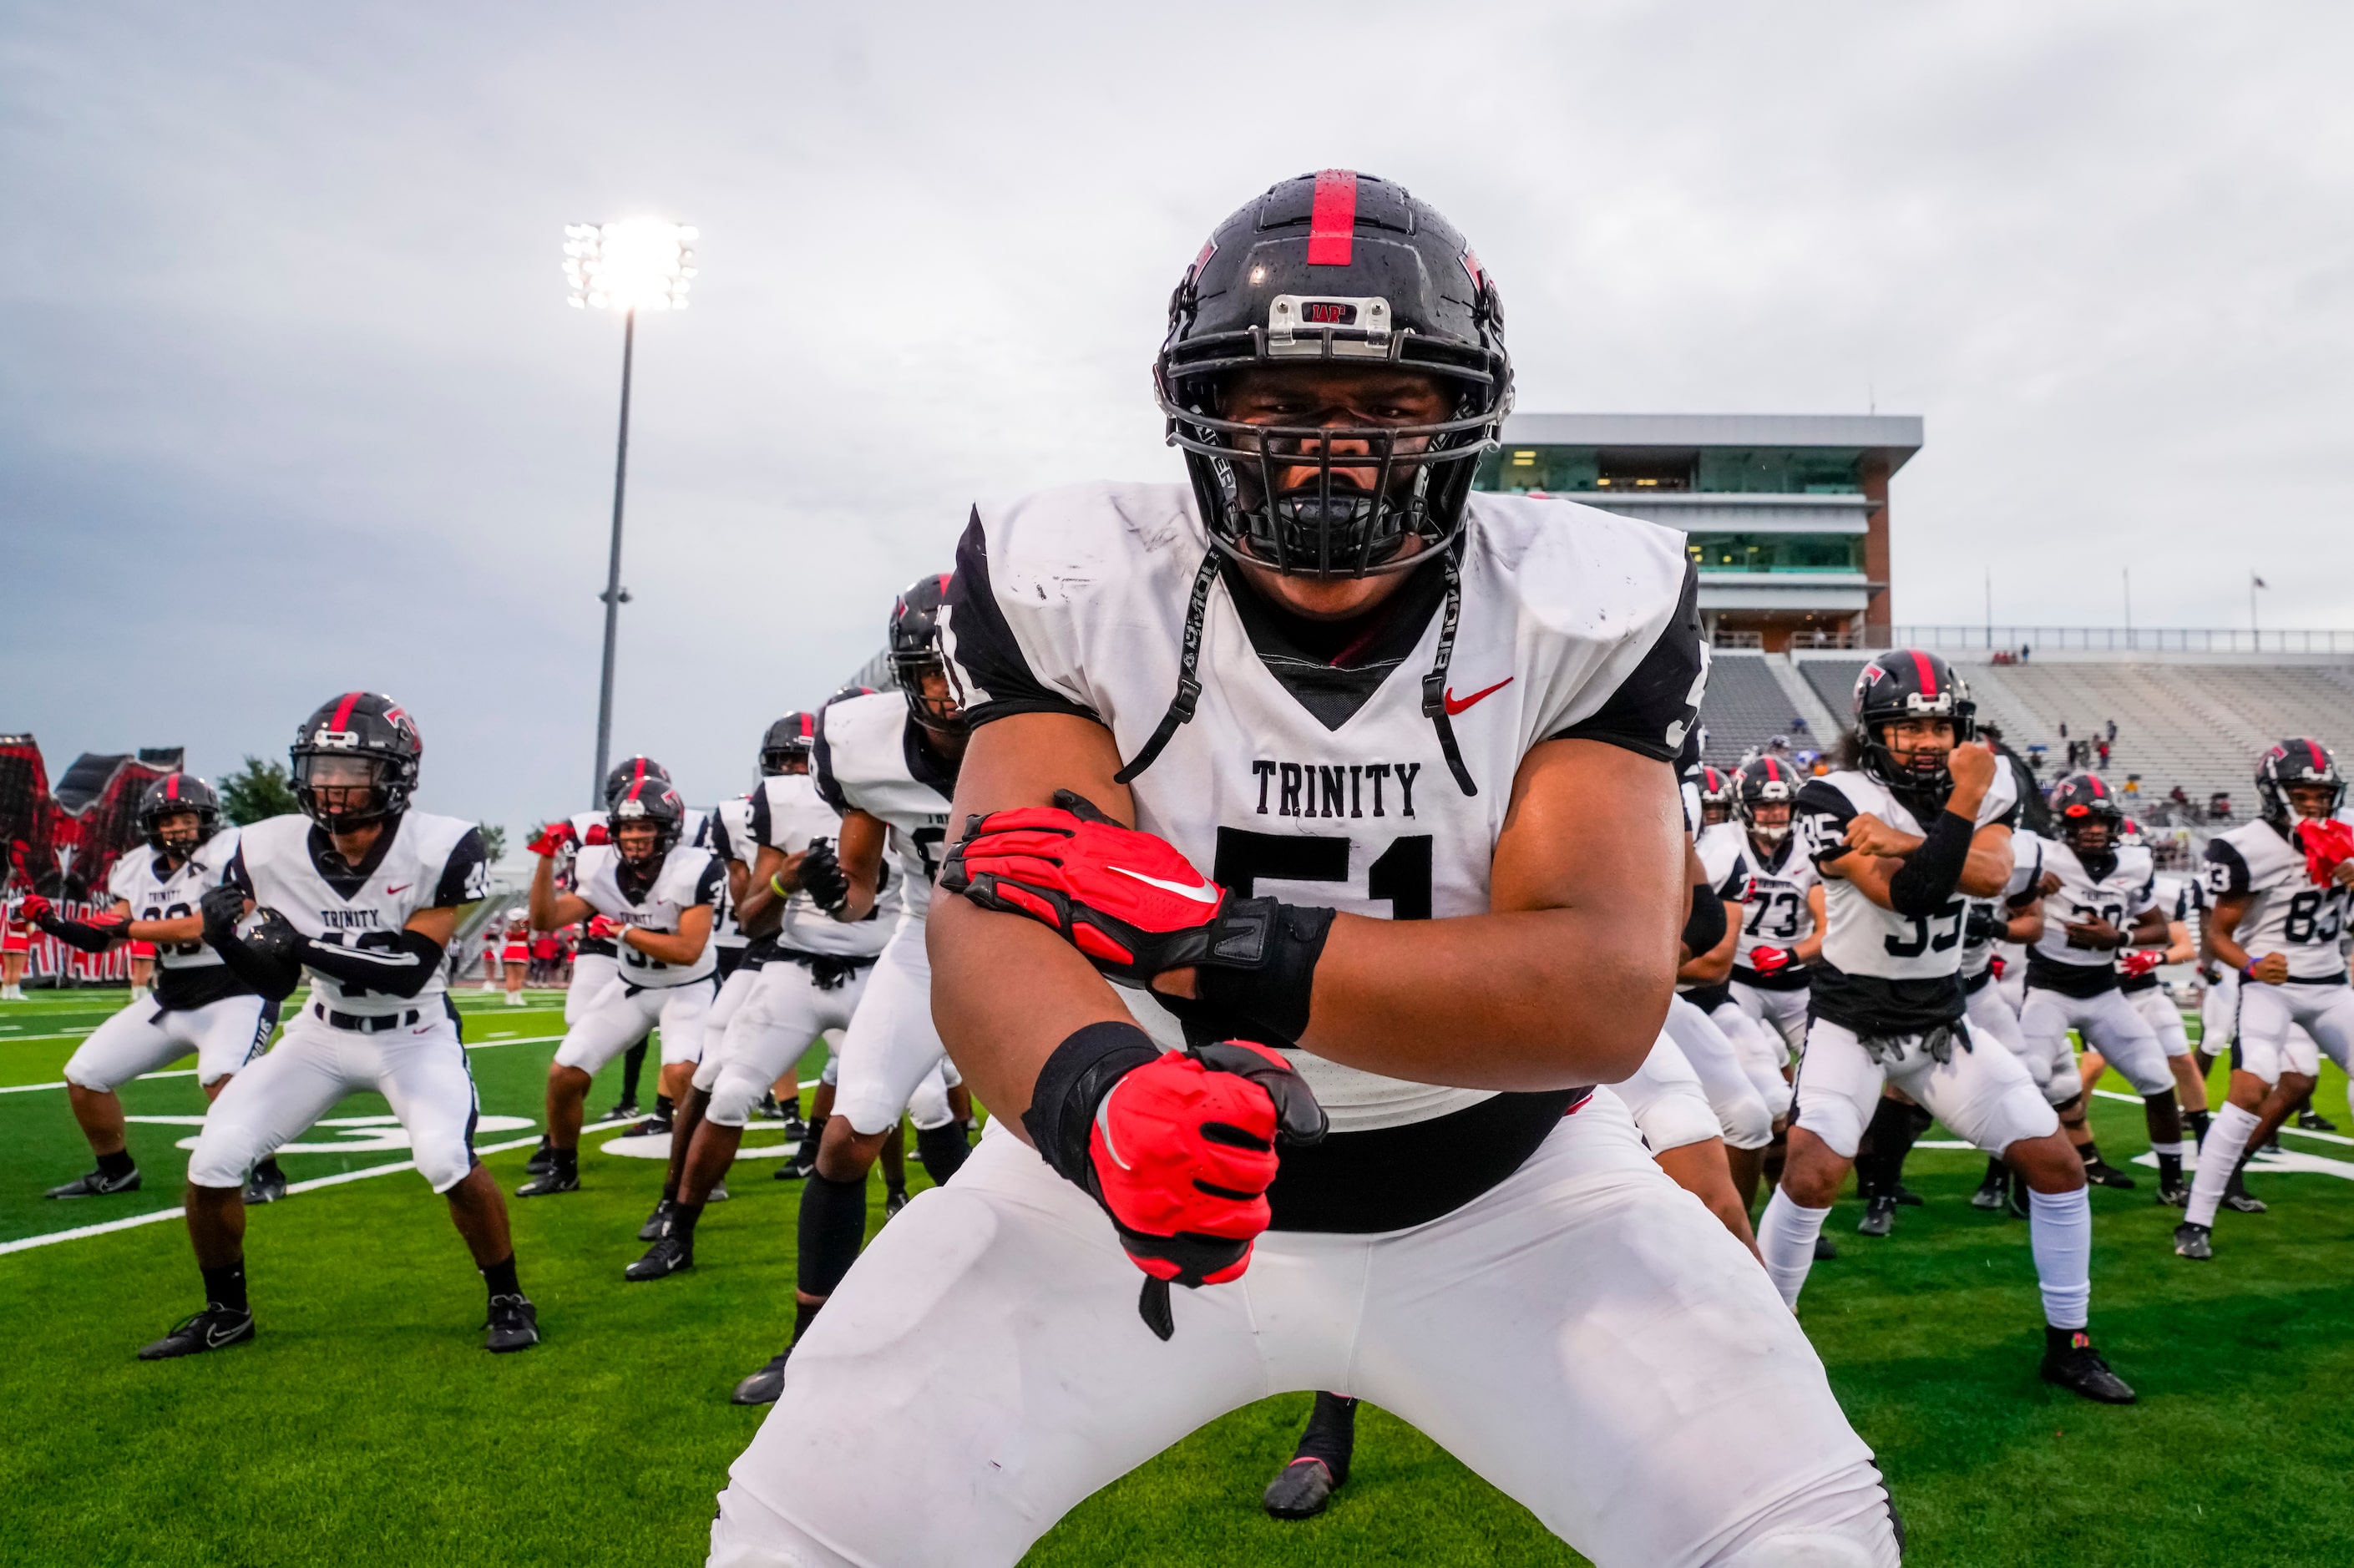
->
[1798, 884, 1827, 964]
[620, 903, 711, 967]
[2205, 892, 2287, 984]
[827, 811, 889, 923]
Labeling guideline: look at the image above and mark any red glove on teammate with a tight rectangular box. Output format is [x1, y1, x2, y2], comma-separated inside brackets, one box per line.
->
[1024, 1023, 1326, 1341]
[18, 893, 53, 925]
[528, 822, 577, 857]
[944, 791, 1336, 1045]
[2119, 948, 2164, 979]
[2296, 817, 2354, 887]
[583, 822, 610, 847]
[1748, 945, 1792, 977]
[586, 914, 620, 939]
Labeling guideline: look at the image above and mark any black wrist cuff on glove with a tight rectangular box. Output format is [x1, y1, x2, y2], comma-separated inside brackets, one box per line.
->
[1191, 898, 1335, 1047]
[1888, 809, 1976, 916]
[1020, 1020, 1162, 1188]
[40, 917, 122, 955]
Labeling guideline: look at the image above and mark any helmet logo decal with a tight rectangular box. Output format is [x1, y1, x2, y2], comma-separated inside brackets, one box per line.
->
[1305, 169, 1359, 266]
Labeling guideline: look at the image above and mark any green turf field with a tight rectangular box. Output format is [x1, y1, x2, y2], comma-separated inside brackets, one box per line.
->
[3, 984, 2351, 1565]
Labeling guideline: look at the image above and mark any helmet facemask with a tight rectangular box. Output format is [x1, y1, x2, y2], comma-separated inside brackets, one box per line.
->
[150, 811, 207, 860]
[893, 650, 966, 737]
[295, 753, 391, 832]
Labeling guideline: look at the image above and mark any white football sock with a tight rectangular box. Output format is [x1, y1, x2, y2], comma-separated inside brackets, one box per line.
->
[2026, 1185, 2092, 1330]
[2185, 1102, 2261, 1228]
[1755, 1188, 1830, 1308]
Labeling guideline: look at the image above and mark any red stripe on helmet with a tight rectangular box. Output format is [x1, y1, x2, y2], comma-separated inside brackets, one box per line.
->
[935, 572, 953, 596]
[1306, 169, 1358, 266]
[165, 774, 180, 801]
[798, 714, 814, 740]
[330, 691, 363, 732]
[2088, 775, 2106, 797]
[1907, 650, 1937, 701]
[1763, 757, 1782, 782]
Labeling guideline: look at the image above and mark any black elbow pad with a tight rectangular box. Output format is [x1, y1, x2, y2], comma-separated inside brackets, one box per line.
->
[1681, 883, 1727, 955]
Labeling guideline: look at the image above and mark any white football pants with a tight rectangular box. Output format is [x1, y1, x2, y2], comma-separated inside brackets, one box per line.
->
[64, 991, 273, 1091]
[566, 951, 622, 1026]
[1663, 996, 1774, 1151]
[1730, 979, 1810, 1065]
[1708, 998, 1795, 1121]
[708, 1095, 1900, 1568]
[554, 978, 715, 1073]
[1607, 1037, 1721, 1155]
[1965, 975, 2078, 1107]
[831, 915, 959, 1136]
[693, 959, 873, 1129]
[2020, 984, 2172, 1098]
[2124, 984, 2190, 1059]
[1792, 1016, 2058, 1161]
[2232, 979, 2354, 1085]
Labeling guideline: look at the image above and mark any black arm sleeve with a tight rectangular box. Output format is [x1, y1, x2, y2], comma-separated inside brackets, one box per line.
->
[1681, 881, 1727, 955]
[299, 928, 447, 999]
[39, 917, 123, 955]
[1547, 562, 1704, 762]
[204, 928, 302, 999]
[1886, 811, 1977, 917]
[948, 508, 1102, 730]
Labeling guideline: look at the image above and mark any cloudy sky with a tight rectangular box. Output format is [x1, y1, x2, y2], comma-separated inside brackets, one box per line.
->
[5, 2, 2351, 837]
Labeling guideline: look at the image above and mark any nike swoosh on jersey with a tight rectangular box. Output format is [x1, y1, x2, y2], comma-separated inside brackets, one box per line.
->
[1109, 866, 1221, 904]
[1442, 677, 1514, 716]
[386, 883, 411, 894]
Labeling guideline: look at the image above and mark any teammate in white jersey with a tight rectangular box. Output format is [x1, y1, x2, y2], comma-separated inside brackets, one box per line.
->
[31, 774, 284, 1205]
[2101, 865, 2209, 1135]
[709, 174, 1897, 1566]
[2016, 772, 2189, 1201]
[1725, 753, 1822, 1064]
[2178, 739, 2354, 1259]
[518, 777, 720, 1203]
[144, 693, 534, 1358]
[634, 715, 905, 1284]
[1754, 651, 2135, 1404]
[726, 582, 979, 1406]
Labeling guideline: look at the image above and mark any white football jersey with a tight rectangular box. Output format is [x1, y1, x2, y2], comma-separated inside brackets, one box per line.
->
[1795, 765, 2020, 1034]
[813, 691, 957, 923]
[746, 771, 898, 959]
[1961, 831, 2046, 979]
[108, 828, 242, 972]
[706, 797, 755, 950]
[946, 480, 1703, 1132]
[2205, 817, 2353, 981]
[2026, 837, 2157, 988]
[573, 840, 723, 988]
[230, 812, 488, 1018]
[1708, 827, 1820, 970]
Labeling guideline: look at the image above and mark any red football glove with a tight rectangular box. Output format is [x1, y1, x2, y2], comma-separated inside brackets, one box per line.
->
[1988, 953, 2007, 979]
[1026, 1028, 1326, 1340]
[586, 914, 620, 939]
[2296, 817, 2354, 887]
[528, 821, 577, 857]
[19, 893, 53, 925]
[583, 822, 610, 847]
[1748, 944, 1791, 977]
[2120, 948, 2164, 979]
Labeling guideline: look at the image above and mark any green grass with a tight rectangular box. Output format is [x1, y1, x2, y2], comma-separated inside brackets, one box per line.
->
[3, 987, 2351, 1565]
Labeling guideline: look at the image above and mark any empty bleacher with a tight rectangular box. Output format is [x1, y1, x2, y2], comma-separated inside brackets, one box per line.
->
[1698, 652, 1818, 766]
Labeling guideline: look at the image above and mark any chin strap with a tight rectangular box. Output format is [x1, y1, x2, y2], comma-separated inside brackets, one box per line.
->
[1419, 544, 1477, 797]
[1115, 547, 1223, 786]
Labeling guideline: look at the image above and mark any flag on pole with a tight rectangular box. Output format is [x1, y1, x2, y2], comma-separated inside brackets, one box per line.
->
[2252, 574, 2269, 589]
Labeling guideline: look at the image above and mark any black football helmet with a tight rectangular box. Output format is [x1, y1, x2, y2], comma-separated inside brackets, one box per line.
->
[2050, 772, 2126, 853]
[139, 773, 222, 857]
[1156, 169, 1511, 579]
[888, 574, 964, 735]
[1734, 755, 1802, 844]
[1850, 650, 1976, 800]
[1696, 764, 1735, 826]
[604, 756, 672, 812]
[2255, 738, 2344, 824]
[291, 692, 421, 831]
[609, 778, 686, 864]
[760, 713, 815, 776]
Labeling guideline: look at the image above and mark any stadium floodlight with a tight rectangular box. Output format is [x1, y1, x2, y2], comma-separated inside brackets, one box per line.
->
[564, 218, 698, 807]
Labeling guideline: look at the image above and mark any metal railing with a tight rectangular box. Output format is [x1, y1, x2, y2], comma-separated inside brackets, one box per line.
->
[1889, 625, 2354, 655]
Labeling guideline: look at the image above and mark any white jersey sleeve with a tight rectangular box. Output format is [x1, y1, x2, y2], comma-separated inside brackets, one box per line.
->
[748, 771, 899, 959]
[2206, 819, 2352, 981]
[813, 692, 956, 920]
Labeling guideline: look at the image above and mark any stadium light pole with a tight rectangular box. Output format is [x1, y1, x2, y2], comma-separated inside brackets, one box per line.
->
[563, 218, 697, 807]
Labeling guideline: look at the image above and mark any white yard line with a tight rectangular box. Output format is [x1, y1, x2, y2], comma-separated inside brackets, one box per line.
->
[0, 1115, 633, 1257]
[2092, 1087, 2354, 1149]
[0, 1034, 568, 1096]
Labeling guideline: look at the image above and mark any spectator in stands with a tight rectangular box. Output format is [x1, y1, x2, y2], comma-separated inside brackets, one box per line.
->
[2105, 718, 2118, 744]
[2169, 785, 2189, 809]
[2209, 792, 2233, 821]
[2096, 738, 2111, 770]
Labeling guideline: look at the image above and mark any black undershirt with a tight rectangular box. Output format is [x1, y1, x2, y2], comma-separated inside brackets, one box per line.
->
[1267, 1087, 1587, 1233]
[1218, 554, 1449, 731]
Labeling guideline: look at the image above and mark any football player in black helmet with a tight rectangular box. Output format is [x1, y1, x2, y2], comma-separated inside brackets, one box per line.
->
[889, 574, 966, 737]
[605, 755, 673, 812]
[761, 713, 818, 777]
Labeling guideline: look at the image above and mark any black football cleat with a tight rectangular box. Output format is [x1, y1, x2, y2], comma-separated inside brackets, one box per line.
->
[524, 1137, 554, 1175]
[883, 1187, 909, 1218]
[484, 1294, 539, 1353]
[243, 1164, 288, 1206]
[1969, 1171, 2007, 1211]
[2155, 1177, 2191, 1209]
[780, 1112, 808, 1143]
[1857, 1195, 1897, 1237]
[1814, 1232, 1839, 1262]
[2261, 1132, 2282, 1155]
[2221, 1171, 2267, 1214]
[639, 1198, 675, 1242]
[1263, 1458, 1339, 1520]
[2174, 1221, 2213, 1260]
[598, 1100, 640, 1125]
[2295, 1107, 2338, 1132]
[514, 1169, 580, 1197]
[708, 1179, 730, 1203]
[139, 1304, 256, 1360]
[2081, 1157, 2137, 1191]
[625, 1234, 693, 1282]
[48, 1166, 141, 1199]
[732, 1348, 792, 1405]
[626, 1115, 674, 1140]
[2041, 1332, 2136, 1404]
[1892, 1183, 1925, 1207]
[754, 1092, 783, 1120]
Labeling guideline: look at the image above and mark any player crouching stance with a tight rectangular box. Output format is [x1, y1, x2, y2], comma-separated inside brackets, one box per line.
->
[2178, 739, 2354, 1259]
[32, 774, 286, 1204]
[1754, 653, 2133, 1404]
[708, 172, 1899, 1566]
[518, 777, 719, 1201]
[147, 693, 536, 1358]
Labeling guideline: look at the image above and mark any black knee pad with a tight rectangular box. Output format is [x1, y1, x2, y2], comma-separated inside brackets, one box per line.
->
[797, 1171, 868, 1297]
[915, 1121, 971, 1187]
